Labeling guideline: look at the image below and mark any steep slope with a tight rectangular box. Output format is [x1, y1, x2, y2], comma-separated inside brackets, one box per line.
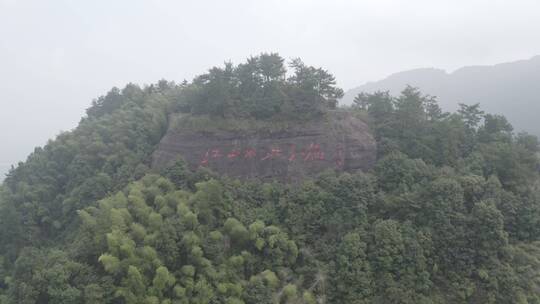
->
[343, 56, 540, 136]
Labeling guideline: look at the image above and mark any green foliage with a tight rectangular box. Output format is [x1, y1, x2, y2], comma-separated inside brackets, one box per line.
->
[175, 53, 343, 120]
[331, 231, 372, 303]
[1, 81, 171, 260]
[69, 176, 305, 303]
[1, 61, 540, 303]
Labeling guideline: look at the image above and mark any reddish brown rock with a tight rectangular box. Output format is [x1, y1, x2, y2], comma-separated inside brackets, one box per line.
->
[152, 111, 376, 182]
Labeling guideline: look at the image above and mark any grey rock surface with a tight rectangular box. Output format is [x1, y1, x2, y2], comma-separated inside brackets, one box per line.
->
[152, 111, 376, 181]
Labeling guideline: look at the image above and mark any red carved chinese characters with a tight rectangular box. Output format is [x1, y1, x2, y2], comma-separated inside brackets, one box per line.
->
[200, 150, 210, 166]
[244, 148, 257, 159]
[210, 149, 222, 159]
[200, 143, 334, 166]
[261, 147, 282, 161]
[227, 149, 241, 159]
[303, 143, 325, 161]
[200, 148, 223, 166]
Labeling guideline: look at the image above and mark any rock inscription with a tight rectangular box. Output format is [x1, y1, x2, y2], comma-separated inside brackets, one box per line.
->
[152, 111, 376, 181]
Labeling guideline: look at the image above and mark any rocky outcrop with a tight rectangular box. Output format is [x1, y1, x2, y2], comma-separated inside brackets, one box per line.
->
[152, 111, 376, 182]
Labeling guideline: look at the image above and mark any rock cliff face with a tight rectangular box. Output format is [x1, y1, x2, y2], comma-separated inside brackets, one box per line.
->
[152, 111, 376, 181]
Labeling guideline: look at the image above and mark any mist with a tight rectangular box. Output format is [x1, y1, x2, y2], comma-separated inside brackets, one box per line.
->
[2, 0, 540, 177]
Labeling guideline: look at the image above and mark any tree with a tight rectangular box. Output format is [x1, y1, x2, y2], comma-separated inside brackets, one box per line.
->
[331, 232, 372, 303]
[354, 91, 395, 142]
[257, 53, 286, 83]
[458, 103, 484, 130]
[288, 58, 344, 109]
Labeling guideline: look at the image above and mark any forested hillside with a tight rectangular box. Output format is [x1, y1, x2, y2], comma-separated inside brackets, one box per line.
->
[1, 54, 540, 303]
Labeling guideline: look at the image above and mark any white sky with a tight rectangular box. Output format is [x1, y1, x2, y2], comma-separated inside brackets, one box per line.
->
[1, 0, 540, 172]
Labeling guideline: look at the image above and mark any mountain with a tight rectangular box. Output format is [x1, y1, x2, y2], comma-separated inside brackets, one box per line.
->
[1, 54, 540, 303]
[342, 56, 540, 136]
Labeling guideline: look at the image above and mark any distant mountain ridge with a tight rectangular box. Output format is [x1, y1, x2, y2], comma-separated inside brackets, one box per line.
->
[342, 55, 540, 136]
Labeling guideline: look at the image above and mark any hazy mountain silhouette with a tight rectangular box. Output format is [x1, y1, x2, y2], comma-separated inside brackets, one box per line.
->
[342, 56, 540, 136]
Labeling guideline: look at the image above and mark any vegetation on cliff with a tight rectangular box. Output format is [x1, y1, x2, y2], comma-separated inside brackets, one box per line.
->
[1, 54, 540, 303]
[173, 53, 343, 120]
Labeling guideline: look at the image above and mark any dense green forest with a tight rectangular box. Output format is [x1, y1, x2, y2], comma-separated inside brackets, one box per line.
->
[1, 54, 540, 303]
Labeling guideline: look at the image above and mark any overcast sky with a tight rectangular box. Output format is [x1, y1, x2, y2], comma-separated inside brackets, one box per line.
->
[1, 0, 540, 175]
